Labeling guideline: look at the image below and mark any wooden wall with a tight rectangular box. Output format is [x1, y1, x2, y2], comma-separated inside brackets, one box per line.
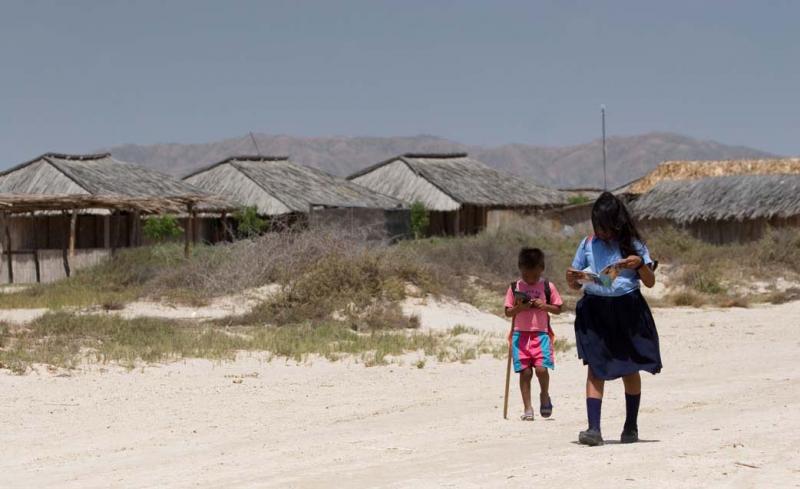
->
[540, 202, 594, 229]
[8, 214, 133, 251]
[0, 249, 112, 284]
[640, 216, 800, 245]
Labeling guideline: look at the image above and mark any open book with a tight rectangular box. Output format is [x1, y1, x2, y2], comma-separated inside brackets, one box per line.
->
[576, 266, 619, 288]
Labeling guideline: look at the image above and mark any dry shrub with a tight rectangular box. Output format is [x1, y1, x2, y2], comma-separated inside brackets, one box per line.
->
[716, 296, 750, 308]
[666, 290, 707, 308]
[150, 227, 373, 298]
[764, 287, 800, 305]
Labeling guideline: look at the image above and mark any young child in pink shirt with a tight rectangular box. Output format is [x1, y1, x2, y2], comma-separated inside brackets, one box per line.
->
[505, 248, 564, 421]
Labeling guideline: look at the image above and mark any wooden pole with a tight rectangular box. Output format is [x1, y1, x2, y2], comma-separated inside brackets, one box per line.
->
[184, 204, 194, 258]
[218, 211, 226, 242]
[33, 249, 41, 284]
[502, 314, 516, 420]
[0, 213, 8, 284]
[103, 214, 111, 249]
[111, 211, 120, 256]
[192, 210, 199, 244]
[0, 214, 4, 284]
[130, 210, 141, 247]
[69, 210, 77, 257]
[62, 212, 71, 278]
[4, 214, 13, 284]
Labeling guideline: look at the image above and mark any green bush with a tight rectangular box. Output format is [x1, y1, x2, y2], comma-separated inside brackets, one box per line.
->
[410, 201, 430, 239]
[143, 215, 183, 242]
[234, 206, 267, 238]
[567, 195, 592, 205]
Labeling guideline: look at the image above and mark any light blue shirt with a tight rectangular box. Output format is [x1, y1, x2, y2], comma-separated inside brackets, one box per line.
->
[571, 236, 653, 297]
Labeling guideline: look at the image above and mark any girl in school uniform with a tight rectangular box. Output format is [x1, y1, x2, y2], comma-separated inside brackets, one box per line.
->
[566, 192, 662, 446]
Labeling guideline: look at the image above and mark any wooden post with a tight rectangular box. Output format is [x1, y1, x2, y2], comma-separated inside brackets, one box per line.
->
[221, 212, 235, 242]
[192, 210, 199, 244]
[0, 212, 9, 284]
[69, 210, 77, 257]
[111, 211, 120, 256]
[0, 214, 4, 283]
[62, 212, 71, 278]
[184, 204, 194, 258]
[129, 210, 141, 247]
[33, 250, 41, 284]
[103, 213, 111, 249]
[3, 214, 13, 284]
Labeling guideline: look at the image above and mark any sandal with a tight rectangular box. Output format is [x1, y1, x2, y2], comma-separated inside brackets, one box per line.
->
[520, 411, 534, 421]
[540, 398, 553, 418]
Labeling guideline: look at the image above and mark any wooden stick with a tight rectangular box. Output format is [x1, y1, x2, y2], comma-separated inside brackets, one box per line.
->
[503, 314, 516, 419]
[3, 214, 13, 284]
[184, 203, 194, 258]
[68, 210, 77, 257]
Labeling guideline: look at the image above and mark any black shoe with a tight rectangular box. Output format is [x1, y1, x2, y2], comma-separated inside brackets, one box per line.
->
[578, 428, 604, 446]
[620, 427, 639, 444]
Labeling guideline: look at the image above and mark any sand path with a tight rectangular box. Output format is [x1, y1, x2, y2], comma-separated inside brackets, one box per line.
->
[1, 302, 799, 488]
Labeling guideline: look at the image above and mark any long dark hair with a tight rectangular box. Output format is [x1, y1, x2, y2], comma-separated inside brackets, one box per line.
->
[591, 192, 643, 258]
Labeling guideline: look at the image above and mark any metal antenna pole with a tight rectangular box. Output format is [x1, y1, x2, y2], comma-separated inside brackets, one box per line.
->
[601, 105, 607, 191]
[249, 132, 262, 156]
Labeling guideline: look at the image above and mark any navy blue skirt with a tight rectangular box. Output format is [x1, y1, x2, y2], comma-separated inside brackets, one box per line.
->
[574, 290, 662, 380]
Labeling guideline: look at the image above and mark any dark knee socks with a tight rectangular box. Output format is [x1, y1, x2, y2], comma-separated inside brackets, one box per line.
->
[624, 393, 641, 431]
[586, 398, 602, 431]
[586, 394, 640, 433]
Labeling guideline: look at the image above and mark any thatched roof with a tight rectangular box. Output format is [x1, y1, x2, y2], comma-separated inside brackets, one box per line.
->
[631, 174, 800, 223]
[0, 153, 210, 198]
[0, 153, 228, 214]
[625, 158, 800, 195]
[348, 153, 567, 211]
[183, 156, 404, 215]
[0, 194, 220, 214]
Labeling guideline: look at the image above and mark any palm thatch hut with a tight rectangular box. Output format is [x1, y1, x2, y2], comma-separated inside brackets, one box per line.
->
[0, 153, 225, 283]
[631, 174, 800, 244]
[347, 153, 567, 235]
[183, 156, 409, 240]
[620, 158, 800, 195]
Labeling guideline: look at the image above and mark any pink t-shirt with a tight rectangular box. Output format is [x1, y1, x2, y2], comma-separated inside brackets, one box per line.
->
[504, 279, 563, 332]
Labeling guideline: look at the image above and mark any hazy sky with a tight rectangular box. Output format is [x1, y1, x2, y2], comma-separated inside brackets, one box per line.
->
[1, 0, 797, 166]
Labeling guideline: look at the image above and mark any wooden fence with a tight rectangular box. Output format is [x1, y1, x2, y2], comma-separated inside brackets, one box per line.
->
[0, 249, 111, 284]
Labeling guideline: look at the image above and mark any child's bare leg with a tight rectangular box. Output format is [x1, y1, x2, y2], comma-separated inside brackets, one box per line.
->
[586, 366, 605, 399]
[534, 366, 550, 403]
[519, 367, 533, 413]
[622, 372, 641, 395]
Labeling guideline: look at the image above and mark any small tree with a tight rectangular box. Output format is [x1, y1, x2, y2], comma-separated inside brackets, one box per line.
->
[410, 201, 429, 239]
[143, 215, 183, 242]
[234, 206, 267, 238]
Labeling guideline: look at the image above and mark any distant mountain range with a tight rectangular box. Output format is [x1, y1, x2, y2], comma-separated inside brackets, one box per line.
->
[101, 132, 776, 189]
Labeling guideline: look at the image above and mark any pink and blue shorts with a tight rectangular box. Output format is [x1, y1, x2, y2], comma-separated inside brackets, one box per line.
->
[512, 330, 555, 373]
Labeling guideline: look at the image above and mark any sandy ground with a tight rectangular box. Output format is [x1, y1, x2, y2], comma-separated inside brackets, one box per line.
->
[2, 301, 799, 488]
[0, 285, 281, 324]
